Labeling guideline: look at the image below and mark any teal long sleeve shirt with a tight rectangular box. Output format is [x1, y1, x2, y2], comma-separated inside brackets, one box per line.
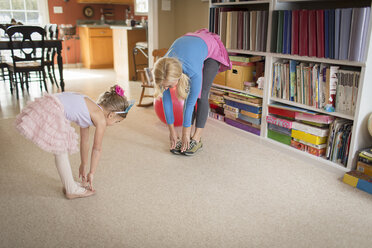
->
[162, 36, 208, 127]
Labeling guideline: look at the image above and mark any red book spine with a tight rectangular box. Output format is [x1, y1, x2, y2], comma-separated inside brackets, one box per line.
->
[308, 10, 317, 57]
[299, 10, 308, 56]
[237, 11, 244, 49]
[268, 106, 296, 119]
[316, 9, 325, 58]
[291, 10, 299, 55]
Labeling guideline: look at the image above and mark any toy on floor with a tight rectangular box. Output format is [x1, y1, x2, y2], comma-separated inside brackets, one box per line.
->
[154, 87, 184, 126]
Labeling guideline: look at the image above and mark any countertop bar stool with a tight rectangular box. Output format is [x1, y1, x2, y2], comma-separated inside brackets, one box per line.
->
[132, 23, 148, 81]
[6, 25, 47, 98]
[137, 48, 168, 107]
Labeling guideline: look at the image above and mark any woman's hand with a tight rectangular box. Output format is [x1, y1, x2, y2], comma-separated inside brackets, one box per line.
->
[168, 124, 179, 149]
[181, 126, 191, 152]
[87, 172, 94, 191]
[79, 164, 87, 182]
[169, 131, 179, 149]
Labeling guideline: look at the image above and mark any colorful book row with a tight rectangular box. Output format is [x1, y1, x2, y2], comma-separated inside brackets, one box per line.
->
[271, 60, 360, 115]
[209, 8, 268, 51]
[271, 7, 370, 62]
[267, 103, 352, 166]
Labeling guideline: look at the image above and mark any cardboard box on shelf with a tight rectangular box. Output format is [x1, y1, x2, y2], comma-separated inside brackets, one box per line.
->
[214, 71, 226, 86]
[226, 63, 255, 90]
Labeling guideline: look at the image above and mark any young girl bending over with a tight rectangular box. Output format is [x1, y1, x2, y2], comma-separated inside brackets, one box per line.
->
[15, 85, 134, 199]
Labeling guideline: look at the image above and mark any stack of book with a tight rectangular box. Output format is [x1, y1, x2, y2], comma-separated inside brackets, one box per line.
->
[326, 118, 353, 166]
[291, 112, 333, 157]
[267, 104, 296, 145]
[343, 148, 372, 194]
[209, 8, 268, 51]
[271, 7, 371, 62]
[343, 170, 372, 195]
[357, 148, 372, 177]
[343, 170, 372, 194]
[209, 87, 226, 122]
[271, 60, 360, 115]
[267, 103, 352, 160]
[223, 92, 262, 135]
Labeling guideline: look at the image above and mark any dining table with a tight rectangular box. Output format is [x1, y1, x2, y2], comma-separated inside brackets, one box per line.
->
[0, 39, 65, 91]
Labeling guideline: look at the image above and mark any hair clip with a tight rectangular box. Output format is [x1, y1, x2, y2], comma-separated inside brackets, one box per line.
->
[115, 85, 125, 97]
[115, 100, 135, 114]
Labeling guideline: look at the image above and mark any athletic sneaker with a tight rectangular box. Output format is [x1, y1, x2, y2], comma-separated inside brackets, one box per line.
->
[170, 140, 182, 155]
[183, 139, 203, 156]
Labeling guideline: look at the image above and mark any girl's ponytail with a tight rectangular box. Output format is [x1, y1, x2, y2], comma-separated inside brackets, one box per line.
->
[176, 73, 189, 99]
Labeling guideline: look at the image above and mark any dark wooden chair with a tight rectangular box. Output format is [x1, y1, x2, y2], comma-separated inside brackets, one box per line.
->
[137, 48, 168, 107]
[0, 24, 9, 84]
[44, 24, 59, 88]
[6, 25, 47, 98]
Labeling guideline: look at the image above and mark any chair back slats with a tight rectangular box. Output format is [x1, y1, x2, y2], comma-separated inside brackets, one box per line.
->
[152, 48, 168, 63]
[6, 25, 46, 67]
[44, 24, 59, 62]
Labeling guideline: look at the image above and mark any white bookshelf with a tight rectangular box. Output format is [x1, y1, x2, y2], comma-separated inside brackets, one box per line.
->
[209, 0, 372, 171]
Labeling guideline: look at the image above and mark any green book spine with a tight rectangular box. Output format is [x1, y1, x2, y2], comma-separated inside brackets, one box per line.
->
[268, 129, 292, 145]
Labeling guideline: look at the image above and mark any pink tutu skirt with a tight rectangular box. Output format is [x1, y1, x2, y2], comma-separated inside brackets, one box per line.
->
[15, 94, 79, 154]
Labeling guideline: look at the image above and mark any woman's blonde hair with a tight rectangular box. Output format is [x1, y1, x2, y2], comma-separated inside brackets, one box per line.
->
[153, 57, 189, 99]
[97, 85, 129, 118]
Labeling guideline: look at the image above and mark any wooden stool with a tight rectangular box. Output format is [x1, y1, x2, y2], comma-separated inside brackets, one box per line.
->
[137, 48, 168, 107]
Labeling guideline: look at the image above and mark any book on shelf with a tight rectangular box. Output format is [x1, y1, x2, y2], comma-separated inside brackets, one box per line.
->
[339, 8, 352, 60]
[308, 10, 317, 57]
[271, 10, 279, 53]
[291, 139, 326, 157]
[210, 7, 268, 52]
[299, 9, 309, 56]
[349, 7, 371, 61]
[283, 10, 292, 54]
[328, 9, 335, 59]
[334, 8, 341, 59]
[292, 121, 329, 137]
[326, 118, 353, 166]
[250, 11, 257, 51]
[324, 9, 329, 58]
[269, 7, 370, 62]
[356, 161, 372, 177]
[316, 9, 325, 58]
[268, 123, 291, 136]
[291, 9, 299, 55]
[271, 60, 360, 116]
[276, 10, 284, 53]
[266, 115, 294, 129]
[268, 129, 292, 145]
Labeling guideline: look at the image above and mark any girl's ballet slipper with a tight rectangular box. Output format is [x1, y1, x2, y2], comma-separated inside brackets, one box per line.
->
[65, 189, 95, 200]
[62, 181, 89, 194]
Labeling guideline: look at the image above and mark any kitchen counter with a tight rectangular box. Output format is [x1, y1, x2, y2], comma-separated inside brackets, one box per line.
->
[112, 27, 147, 81]
[78, 24, 146, 30]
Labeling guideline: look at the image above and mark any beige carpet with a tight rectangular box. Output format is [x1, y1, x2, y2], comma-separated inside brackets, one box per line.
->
[1, 103, 372, 248]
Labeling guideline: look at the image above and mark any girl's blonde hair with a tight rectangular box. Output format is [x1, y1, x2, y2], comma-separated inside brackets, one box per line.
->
[97, 85, 129, 118]
[153, 57, 189, 99]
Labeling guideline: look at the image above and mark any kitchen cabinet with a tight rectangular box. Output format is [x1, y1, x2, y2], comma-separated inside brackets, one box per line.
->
[77, 0, 133, 4]
[79, 27, 114, 69]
